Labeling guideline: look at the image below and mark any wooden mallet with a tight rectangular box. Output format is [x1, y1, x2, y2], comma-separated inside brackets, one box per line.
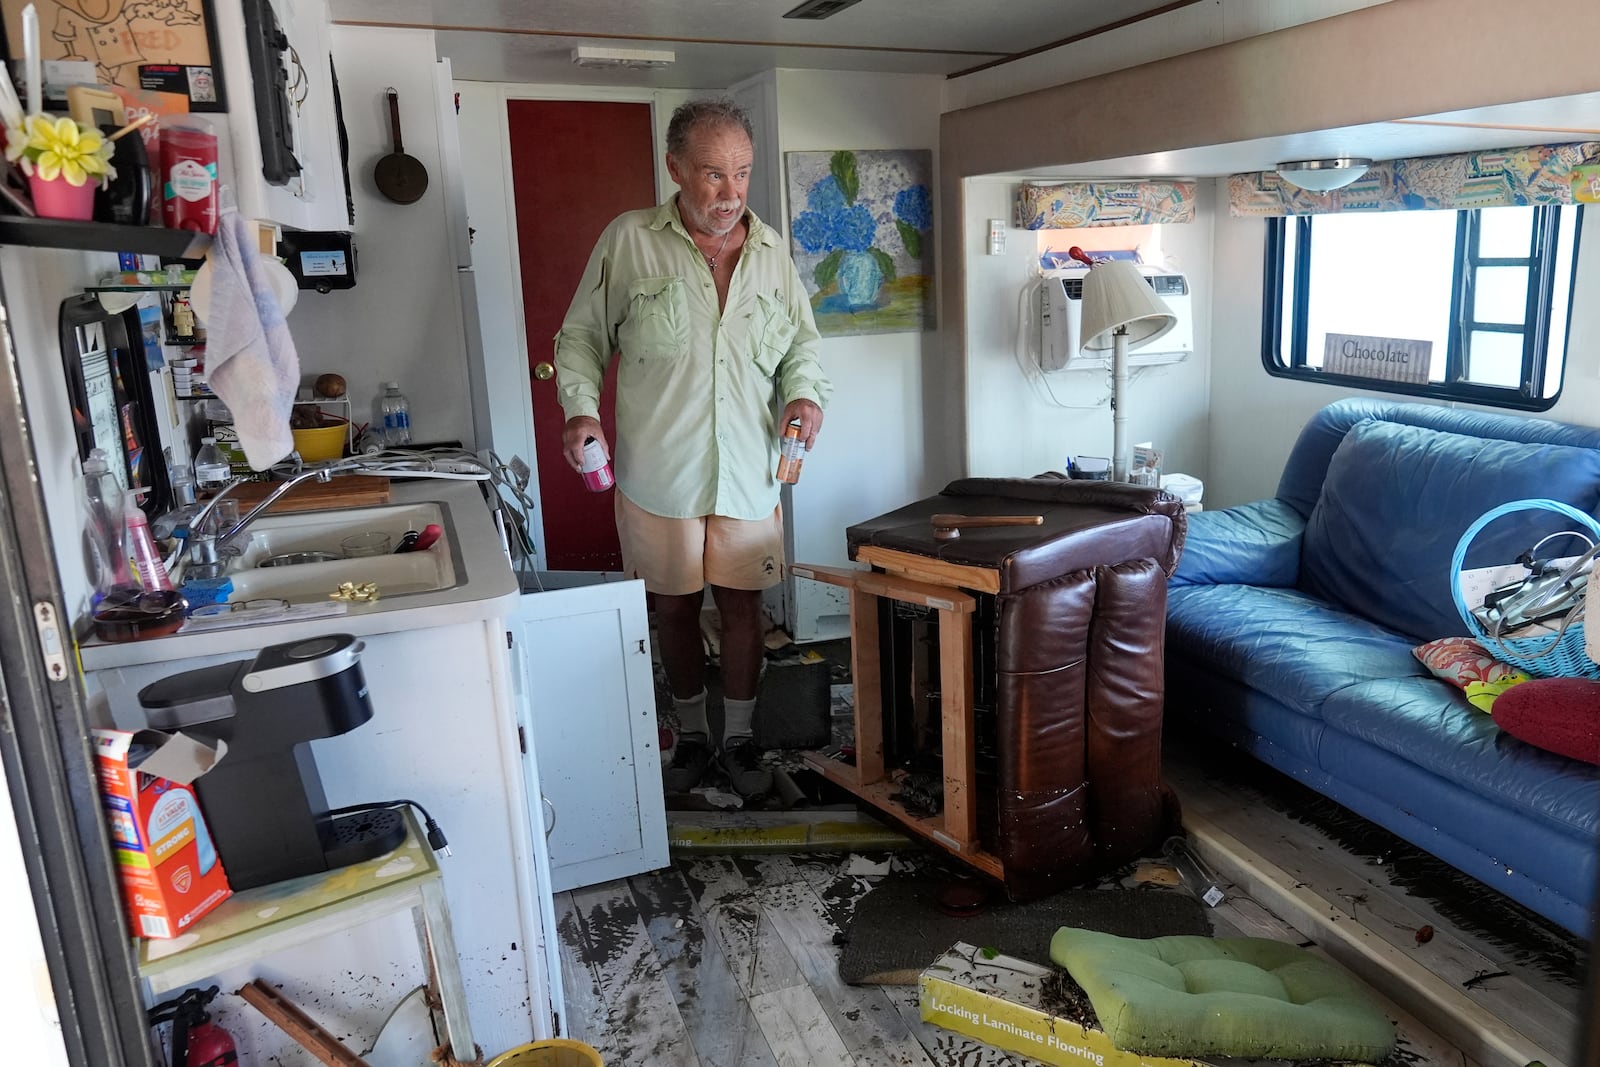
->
[930, 514, 1044, 540]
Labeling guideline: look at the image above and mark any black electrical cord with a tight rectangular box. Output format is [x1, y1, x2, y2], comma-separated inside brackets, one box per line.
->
[324, 799, 451, 856]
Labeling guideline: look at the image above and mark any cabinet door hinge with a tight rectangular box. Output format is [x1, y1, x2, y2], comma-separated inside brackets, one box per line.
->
[33, 602, 68, 682]
[506, 630, 514, 649]
[518, 725, 527, 754]
[637, 639, 647, 655]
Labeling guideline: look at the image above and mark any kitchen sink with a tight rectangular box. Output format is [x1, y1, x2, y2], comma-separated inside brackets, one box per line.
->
[223, 502, 463, 604]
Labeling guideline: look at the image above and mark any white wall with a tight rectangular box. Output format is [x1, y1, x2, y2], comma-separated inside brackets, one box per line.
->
[1206, 187, 1600, 508]
[286, 26, 475, 446]
[944, 0, 1393, 112]
[771, 69, 944, 637]
[962, 179, 1214, 483]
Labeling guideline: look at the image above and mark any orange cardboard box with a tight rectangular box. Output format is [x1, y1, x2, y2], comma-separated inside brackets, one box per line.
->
[93, 729, 232, 939]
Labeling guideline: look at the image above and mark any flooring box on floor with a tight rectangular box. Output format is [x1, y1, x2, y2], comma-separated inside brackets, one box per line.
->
[920, 941, 1207, 1067]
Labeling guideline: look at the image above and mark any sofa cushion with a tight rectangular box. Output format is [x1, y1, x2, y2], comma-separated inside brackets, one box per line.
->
[1275, 398, 1600, 519]
[1168, 584, 1425, 719]
[1413, 637, 1529, 690]
[1049, 929, 1396, 1061]
[1492, 678, 1600, 766]
[1320, 677, 1600, 839]
[1299, 419, 1600, 643]
[1170, 498, 1304, 589]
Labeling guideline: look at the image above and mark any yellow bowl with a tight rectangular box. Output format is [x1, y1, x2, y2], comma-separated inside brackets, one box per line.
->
[291, 421, 347, 462]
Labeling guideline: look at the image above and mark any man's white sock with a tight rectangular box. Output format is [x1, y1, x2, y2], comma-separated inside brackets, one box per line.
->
[673, 690, 709, 741]
[723, 696, 757, 746]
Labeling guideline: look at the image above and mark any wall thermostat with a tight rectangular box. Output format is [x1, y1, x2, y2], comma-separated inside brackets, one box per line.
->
[277, 230, 357, 293]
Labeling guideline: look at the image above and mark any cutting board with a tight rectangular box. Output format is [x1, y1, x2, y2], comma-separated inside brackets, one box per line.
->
[226, 476, 392, 514]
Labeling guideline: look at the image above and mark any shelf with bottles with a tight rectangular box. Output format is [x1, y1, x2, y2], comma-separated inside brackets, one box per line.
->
[86, 267, 201, 293]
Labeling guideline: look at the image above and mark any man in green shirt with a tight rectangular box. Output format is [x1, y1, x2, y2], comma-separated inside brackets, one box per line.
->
[553, 98, 832, 798]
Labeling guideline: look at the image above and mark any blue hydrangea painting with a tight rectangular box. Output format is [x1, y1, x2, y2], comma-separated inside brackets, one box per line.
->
[784, 149, 934, 336]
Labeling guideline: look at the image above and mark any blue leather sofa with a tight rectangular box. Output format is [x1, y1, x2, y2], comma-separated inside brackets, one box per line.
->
[1166, 399, 1600, 936]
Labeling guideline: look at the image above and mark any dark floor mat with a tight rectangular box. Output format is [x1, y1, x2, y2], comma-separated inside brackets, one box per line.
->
[838, 878, 1213, 985]
[753, 660, 832, 749]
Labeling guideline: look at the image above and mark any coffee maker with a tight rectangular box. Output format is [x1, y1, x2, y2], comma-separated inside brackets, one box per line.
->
[138, 634, 405, 890]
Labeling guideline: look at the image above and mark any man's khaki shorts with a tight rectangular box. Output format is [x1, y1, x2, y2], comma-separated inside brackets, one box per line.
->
[615, 492, 784, 596]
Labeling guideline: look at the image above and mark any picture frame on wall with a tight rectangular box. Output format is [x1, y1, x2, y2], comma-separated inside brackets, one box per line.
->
[784, 148, 935, 338]
[0, 0, 226, 113]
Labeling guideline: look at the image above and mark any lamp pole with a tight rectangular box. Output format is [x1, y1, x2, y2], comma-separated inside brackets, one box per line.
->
[1112, 324, 1130, 482]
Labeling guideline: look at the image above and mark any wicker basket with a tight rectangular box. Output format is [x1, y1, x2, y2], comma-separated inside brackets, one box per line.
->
[1450, 499, 1600, 679]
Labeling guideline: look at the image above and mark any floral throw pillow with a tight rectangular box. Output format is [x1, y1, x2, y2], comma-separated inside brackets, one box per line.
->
[1413, 637, 1530, 694]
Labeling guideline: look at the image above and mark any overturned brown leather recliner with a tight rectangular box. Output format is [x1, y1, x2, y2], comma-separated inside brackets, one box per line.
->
[847, 476, 1188, 900]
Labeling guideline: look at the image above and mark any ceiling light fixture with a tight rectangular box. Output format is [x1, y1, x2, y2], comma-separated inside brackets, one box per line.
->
[1275, 157, 1373, 192]
[782, 0, 865, 19]
[571, 46, 676, 70]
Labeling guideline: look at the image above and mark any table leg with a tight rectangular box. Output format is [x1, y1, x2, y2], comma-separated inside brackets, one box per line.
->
[850, 586, 884, 785]
[939, 607, 977, 849]
[418, 879, 477, 1063]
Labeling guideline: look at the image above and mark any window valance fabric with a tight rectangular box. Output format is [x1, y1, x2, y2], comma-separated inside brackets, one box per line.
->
[1229, 142, 1600, 217]
[1016, 181, 1197, 229]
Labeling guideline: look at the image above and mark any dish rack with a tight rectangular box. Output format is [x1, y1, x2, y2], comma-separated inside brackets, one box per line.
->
[293, 397, 356, 455]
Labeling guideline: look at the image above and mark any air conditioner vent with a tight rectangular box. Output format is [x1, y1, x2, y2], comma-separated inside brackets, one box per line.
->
[783, 0, 864, 19]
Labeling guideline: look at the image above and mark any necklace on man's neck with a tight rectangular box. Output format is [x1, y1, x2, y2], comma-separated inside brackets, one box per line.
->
[702, 228, 732, 271]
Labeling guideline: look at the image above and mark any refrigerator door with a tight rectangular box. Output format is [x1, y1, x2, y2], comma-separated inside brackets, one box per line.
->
[433, 58, 472, 268]
[457, 269, 494, 454]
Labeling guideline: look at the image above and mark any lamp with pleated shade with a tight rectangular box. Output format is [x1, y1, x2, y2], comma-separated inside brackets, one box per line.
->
[1078, 259, 1178, 482]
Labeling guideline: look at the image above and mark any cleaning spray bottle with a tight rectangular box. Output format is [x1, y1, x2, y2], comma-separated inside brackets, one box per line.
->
[82, 448, 136, 605]
[125, 490, 174, 591]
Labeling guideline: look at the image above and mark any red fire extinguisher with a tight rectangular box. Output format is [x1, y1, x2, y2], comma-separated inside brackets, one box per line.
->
[147, 985, 238, 1067]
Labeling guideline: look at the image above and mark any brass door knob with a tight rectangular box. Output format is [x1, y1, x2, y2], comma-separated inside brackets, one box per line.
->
[534, 362, 555, 381]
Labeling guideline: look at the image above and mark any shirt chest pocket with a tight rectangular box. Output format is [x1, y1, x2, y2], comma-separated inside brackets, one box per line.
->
[753, 291, 798, 376]
[618, 276, 689, 362]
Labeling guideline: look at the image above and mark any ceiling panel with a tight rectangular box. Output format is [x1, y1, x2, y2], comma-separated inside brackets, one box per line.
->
[330, 0, 1188, 84]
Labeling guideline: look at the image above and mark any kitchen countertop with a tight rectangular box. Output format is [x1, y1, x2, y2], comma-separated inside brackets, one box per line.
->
[78, 478, 520, 671]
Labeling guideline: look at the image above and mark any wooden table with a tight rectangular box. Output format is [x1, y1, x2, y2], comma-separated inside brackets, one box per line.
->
[791, 553, 1003, 879]
[138, 809, 475, 1063]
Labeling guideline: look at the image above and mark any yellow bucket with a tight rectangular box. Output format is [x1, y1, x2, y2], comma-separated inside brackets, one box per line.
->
[486, 1038, 604, 1067]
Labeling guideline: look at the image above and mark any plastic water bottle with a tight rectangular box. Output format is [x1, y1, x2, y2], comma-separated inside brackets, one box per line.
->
[193, 437, 231, 494]
[380, 382, 412, 446]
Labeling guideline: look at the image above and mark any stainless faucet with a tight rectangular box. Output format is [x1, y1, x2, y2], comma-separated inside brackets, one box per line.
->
[186, 464, 340, 571]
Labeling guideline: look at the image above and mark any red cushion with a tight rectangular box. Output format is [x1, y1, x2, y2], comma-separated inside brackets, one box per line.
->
[1491, 679, 1600, 766]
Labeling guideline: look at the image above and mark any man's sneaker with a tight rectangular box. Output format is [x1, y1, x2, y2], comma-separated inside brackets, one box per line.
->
[718, 738, 772, 798]
[663, 736, 713, 793]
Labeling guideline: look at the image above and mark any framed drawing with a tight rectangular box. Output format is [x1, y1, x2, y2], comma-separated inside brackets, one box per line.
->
[785, 148, 935, 337]
[0, 0, 226, 112]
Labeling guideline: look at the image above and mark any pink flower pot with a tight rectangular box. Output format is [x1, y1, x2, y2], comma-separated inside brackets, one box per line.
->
[29, 172, 97, 221]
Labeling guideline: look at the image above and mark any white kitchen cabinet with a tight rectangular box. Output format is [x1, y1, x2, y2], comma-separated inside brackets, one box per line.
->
[214, 0, 351, 232]
[509, 579, 667, 892]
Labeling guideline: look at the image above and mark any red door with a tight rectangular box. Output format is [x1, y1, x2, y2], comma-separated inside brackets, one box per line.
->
[508, 100, 657, 570]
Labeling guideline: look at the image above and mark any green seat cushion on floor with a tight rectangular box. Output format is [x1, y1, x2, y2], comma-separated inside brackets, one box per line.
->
[1050, 928, 1397, 1061]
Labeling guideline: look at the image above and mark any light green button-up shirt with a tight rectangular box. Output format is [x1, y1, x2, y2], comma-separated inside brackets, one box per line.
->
[553, 198, 832, 520]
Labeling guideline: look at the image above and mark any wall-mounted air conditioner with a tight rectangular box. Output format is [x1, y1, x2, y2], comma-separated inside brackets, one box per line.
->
[1037, 266, 1194, 373]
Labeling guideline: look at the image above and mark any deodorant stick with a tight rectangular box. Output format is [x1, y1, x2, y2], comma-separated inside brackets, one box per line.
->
[580, 437, 614, 492]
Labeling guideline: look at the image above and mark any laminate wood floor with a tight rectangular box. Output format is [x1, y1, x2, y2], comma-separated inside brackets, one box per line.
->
[552, 837, 1495, 1066]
